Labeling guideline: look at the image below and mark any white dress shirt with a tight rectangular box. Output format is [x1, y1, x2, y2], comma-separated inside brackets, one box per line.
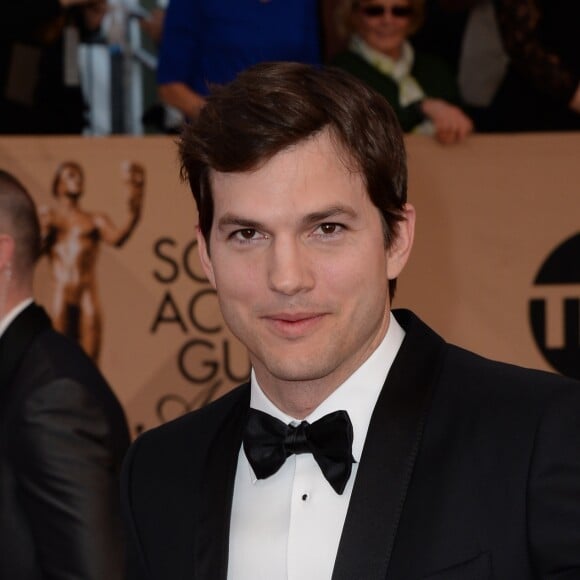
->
[0, 298, 33, 339]
[228, 312, 405, 580]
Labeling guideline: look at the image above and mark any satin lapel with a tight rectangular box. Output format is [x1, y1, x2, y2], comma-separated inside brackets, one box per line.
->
[0, 303, 51, 389]
[332, 310, 445, 580]
[194, 386, 250, 580]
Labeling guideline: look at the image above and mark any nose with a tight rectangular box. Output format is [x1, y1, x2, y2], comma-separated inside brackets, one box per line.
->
[267, 237, 314, 296]
[381, 7, 395, 23]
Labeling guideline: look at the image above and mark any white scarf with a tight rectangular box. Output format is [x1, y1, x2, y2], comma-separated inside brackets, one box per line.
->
[349, 35, 434, 135]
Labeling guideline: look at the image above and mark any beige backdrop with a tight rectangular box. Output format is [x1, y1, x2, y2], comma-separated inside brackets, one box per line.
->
[1, 133, 578, 436]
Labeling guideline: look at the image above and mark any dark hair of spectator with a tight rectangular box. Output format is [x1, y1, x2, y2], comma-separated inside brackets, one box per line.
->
[0, 170, 41, 274]
[179, 61, 408, 297]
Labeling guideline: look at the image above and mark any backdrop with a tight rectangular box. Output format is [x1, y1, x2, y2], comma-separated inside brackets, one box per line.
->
[1, 133, 578, 436]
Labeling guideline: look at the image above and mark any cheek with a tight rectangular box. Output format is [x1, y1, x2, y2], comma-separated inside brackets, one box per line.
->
[322, 249, 388, 301]
[364, 21, 382, 39]
[355, 18, 377, 42]
[213, 258, 261, 307]
[394, 19, 412, 36]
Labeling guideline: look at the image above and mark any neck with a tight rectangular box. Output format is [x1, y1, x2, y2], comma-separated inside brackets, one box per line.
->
[387, 47, 403, 61]
[0, 280, 32, 322]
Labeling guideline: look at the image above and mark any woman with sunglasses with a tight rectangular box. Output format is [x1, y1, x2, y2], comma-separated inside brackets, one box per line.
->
[332, 0, 473, 144]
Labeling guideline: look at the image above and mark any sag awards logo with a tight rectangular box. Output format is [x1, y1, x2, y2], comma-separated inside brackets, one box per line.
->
[529, 233, 580, 380]
[148, 236, 251, 422]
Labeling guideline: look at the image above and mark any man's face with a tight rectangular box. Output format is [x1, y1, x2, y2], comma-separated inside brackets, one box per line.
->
[198, 131, 414, 407]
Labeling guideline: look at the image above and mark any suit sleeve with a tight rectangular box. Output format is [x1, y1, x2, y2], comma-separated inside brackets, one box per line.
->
[528, 383, 580, 576]
[12, 378, 126, 580]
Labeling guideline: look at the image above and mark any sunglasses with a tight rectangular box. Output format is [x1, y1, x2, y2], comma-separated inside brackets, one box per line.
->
[358, 4, 414, 18]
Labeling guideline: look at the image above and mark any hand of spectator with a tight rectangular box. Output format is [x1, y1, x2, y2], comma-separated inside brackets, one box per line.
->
[421, 98, 474, 145]
[158, 82, 206, 120]
[569, 84, 580, 114]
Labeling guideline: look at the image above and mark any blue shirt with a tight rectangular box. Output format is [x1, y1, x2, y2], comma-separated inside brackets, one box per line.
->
[157, 0, 321, 95]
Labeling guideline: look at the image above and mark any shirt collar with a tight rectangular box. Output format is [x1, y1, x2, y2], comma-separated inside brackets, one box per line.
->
[0, 298, 34, 339]
[250, 310, 405, 462]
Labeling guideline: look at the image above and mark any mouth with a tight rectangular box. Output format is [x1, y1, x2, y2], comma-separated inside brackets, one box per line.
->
[262, 312, 327, 338]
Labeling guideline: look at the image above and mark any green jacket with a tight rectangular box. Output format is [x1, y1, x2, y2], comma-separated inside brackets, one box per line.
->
[332, 49, 461, 132]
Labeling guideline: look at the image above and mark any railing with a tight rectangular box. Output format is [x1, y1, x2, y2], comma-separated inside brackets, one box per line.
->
[81, 0, 166, 135]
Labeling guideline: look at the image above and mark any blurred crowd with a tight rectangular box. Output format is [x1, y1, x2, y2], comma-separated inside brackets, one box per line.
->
[1, 0, 579, 138]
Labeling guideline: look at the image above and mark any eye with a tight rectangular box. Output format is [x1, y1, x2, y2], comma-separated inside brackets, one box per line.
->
[236, 228, 257, 240]
[229, 228, 268, 244]
[316, 223, 343, 235]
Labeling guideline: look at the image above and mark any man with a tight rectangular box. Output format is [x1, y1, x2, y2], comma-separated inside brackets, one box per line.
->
[40, 160, 145, 363]
[121, 63, 580, 579]
[0, 170, 130, 579]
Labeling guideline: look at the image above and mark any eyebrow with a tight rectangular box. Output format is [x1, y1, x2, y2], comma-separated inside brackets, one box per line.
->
[301, 205, 358, 227]
[217, 205, 358, 232]
[216, 215, 265, 231]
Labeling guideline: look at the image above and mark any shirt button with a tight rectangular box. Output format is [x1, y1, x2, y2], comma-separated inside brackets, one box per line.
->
[301, 493, 309, 501]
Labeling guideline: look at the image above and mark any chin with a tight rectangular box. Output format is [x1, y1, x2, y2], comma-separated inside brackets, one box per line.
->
[266, 358, 335, 385]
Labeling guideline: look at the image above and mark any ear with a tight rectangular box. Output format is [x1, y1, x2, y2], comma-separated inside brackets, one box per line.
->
[386, 203, 415, 280]
[0, 233, 15, 271]
[196, 226, 216, 289]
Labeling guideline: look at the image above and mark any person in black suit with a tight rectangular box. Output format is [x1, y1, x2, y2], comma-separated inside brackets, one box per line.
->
[121, 63, 580, 579]
[0, 169, 130, 579]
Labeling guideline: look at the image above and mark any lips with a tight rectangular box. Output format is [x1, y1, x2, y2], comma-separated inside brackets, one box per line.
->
[267, 312, 322, 322]
[262, 312, 327, 338]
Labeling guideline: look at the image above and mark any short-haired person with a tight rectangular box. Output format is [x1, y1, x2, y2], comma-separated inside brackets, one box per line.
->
[0, 170, 130, 579]
[121, 63, 580, 579]
[332, 0, 473, 144]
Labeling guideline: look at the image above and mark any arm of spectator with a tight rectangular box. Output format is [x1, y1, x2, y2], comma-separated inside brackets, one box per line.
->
[156, 0, 203, 119]
[12, 379, 126, 580]
[158, 82, 206, 120]
[421, 98, 474, 144]
[496, 0, 579, 109]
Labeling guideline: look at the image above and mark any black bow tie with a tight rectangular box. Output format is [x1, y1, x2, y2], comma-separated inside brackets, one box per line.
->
[243, 408, 355, 494]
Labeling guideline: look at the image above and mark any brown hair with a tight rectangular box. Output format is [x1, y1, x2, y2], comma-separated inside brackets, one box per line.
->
[179, 61, 408, 297]
[0, 170, 41, 275]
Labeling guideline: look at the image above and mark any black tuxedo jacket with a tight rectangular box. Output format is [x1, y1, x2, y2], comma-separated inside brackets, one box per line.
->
[0, 303, 130, 579]
[122, 309, 580, 579]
